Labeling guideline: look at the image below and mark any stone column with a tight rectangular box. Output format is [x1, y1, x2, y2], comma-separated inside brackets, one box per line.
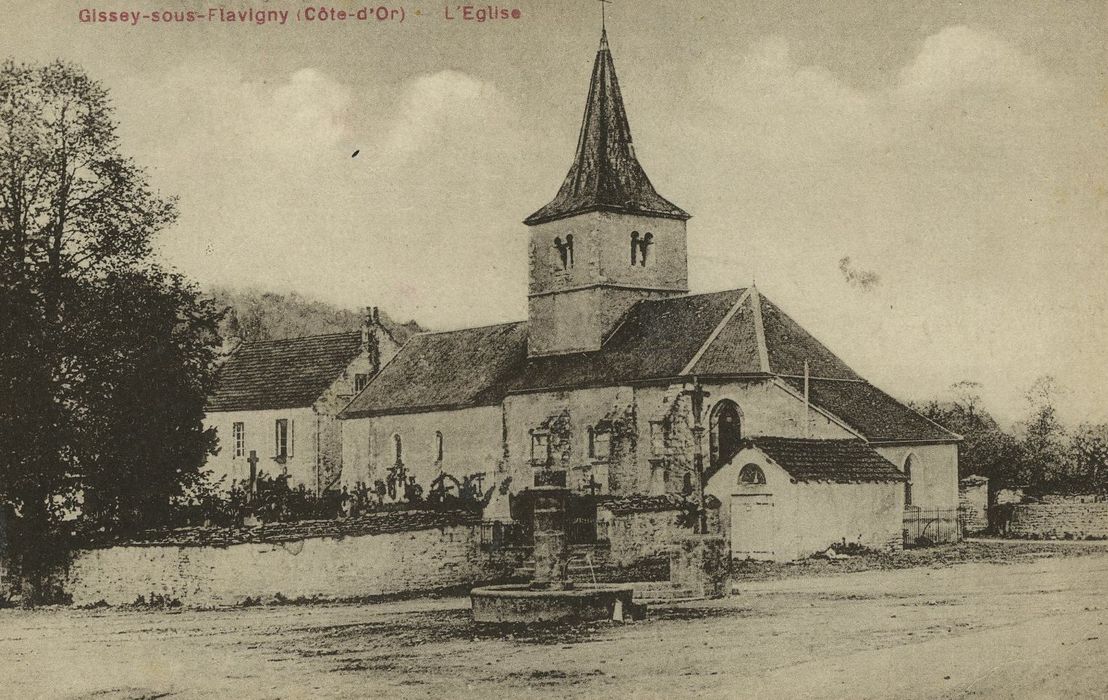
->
[529, 486, 570, 591]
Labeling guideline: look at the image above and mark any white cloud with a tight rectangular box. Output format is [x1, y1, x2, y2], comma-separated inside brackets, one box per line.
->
[895, 26, 1051, 102]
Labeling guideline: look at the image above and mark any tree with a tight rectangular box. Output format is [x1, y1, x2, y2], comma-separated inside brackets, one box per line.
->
[1016, 376, 1069, 488]
[0, 60, 220, 602]
[914, 382, 1022, 485]
[1067, 424, 1108, 493]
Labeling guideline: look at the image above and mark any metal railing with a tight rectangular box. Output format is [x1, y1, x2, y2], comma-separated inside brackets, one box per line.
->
[903, 507, 962, 546]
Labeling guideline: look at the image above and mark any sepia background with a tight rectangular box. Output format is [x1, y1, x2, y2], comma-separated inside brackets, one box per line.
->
[1, 0, 1105, 424]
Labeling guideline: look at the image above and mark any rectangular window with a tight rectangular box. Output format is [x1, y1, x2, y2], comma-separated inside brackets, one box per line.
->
[530, 433, 551, 467]
[354, 373, 370, 392]
[232, 422, 245, 457]
[275, 419, 288, 459]
[592, 431, 611, 462]
[649, 420, 666, 455]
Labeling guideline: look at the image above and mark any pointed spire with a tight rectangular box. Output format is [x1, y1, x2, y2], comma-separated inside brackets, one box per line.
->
[524, 32, 689, 226]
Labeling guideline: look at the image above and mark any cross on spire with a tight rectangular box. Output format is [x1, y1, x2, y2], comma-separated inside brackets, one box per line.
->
[598, 0, 611, 33]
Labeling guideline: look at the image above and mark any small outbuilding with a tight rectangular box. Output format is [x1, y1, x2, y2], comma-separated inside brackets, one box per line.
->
[706, 437, 907, 561]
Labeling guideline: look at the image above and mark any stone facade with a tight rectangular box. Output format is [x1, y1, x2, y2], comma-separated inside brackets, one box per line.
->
[1003, 502, 1108, 540]
[958, 476, 989, 534]
[340, 405, 503, 493]
[64, 523, 511, 607]
[527, 210, 689, 356]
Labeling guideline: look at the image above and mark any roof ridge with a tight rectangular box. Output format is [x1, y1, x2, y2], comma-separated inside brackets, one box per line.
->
[240, 330, 360, 347]
[749, 286, 771, 373]
[680, 288, 752, 375]
[411, 319, 527, 337]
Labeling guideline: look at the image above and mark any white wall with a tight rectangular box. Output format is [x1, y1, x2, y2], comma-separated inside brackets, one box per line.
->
[340, 406, 503, 490]
[65, 525, 501, 607]
[707, 447, 903, 561]
[204, 407, 319, 490]
[875, 443, 959, 512]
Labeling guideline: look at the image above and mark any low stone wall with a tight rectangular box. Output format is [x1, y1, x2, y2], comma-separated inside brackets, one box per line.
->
[65, 518, 513, 607]
[1004, 503, 1108, 540]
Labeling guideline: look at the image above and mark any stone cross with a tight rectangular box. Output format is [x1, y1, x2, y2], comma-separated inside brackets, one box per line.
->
[246, 450, 259, 502]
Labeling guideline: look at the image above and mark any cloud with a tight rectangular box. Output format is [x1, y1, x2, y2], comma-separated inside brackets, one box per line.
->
[895, 26, 1051, 102]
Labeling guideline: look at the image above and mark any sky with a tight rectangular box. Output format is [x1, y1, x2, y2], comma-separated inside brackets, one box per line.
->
[3, 0, 1106, 425]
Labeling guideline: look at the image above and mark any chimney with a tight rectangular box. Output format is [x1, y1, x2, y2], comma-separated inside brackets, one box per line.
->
[361, 305, 381, 373]
[361, 306, 373, 348]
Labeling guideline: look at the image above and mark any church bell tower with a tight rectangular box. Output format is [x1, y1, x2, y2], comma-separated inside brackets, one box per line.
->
[524, 30, 691, 357]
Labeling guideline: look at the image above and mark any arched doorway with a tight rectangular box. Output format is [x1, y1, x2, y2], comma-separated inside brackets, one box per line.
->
[709, 400, 743, 468]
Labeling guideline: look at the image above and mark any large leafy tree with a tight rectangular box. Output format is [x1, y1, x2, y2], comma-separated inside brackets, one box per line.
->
[0, 60, 220, 602]
[914, 381, 1023, 484]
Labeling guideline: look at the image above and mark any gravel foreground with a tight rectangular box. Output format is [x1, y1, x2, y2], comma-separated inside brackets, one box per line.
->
[2, 540, 1107, 699]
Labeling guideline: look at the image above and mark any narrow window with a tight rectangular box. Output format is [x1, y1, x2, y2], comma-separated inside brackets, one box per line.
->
[904, 454, 916, 507]
[393, 434, 403, 464]
[649, 420, 666, 455]
[593, 431, 611, 462]
[630, 231, 640, 265]
[531, 433, 551, 467]
[354, 373, 370, 392]
[435, 431, 444, 462]
[587, 427, 595, 459]
[232, 422, 245, 457]
[639, 232, 654, 267]
[553, 235, 573, 270]
[275, 419, 288, 459]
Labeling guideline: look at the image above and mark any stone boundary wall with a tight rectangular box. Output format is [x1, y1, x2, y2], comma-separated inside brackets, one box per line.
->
[65, 523, 513, 607]
[1005, 503, 1108, 540]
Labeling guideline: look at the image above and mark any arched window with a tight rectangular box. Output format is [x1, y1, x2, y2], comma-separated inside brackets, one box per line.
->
[738, 464, 766, 485]
[639, 232, 654, 267]
[709, 400, 742, 468]
[630, 231, 640, 265]
[393, 434, 403, 464]
[587, 427, 595, 459]
[903, 454, 916, 507]
[434, 431, 444, 462]
[565, 234, 574, 268]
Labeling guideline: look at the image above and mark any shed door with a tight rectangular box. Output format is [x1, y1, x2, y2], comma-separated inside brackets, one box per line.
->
[731, 494, 776, 560]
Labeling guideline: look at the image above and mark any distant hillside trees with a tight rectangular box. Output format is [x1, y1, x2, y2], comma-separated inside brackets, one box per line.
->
[210, 286, 424, 347]
[0, 60, 221, 603]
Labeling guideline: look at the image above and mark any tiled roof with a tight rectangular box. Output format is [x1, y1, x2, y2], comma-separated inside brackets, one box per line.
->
[725, 437, 908, 483]
[338, 287, 956, 446]
[207, 332, 363, 412]
[513, 289, 754, 391]
[340, 322, 529, 418]
[524, 31, 688, 226]
[782, 377, 959, 444]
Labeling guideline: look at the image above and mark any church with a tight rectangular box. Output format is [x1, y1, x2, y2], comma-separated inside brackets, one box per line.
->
[337, 30, 961, 561]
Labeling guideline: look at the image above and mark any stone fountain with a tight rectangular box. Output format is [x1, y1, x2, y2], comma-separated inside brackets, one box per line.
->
[470, 486, 636, 624]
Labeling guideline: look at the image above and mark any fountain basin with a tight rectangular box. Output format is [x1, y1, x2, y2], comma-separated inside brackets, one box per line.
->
[470, 583, 634, 624]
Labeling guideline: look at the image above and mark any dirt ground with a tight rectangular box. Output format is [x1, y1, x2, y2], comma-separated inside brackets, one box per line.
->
[3, 540, 1108, 699]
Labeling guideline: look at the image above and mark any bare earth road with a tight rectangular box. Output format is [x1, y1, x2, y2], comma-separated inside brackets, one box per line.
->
[2, 543, 1108, 699]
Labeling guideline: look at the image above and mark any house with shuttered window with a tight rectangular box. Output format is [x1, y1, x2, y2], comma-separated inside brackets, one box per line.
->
[203, 310, 400, 494]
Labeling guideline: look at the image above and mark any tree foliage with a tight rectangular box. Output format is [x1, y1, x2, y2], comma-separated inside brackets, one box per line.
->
[0, 59, 221, 601]
[917, 378, 1108, 494]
